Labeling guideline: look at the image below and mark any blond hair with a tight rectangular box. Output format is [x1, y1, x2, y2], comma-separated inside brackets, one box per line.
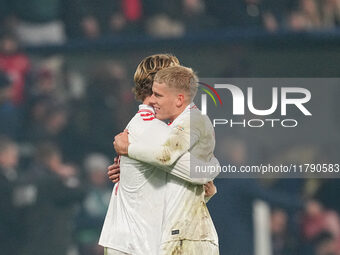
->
[154, 66, 198, 101]
[133, 54, 180, 102]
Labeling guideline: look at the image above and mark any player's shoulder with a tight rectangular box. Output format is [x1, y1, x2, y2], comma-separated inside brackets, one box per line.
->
[128, 110, 167, 129]
[179, 106, 214, 134]
[136, 109, 164, 124]
[187, 106, 212, 125]
[137, 109, 156, 121]
[130, 105, 157, 122]
[192, 106, 213, 123]
[175, 104, 200, 123]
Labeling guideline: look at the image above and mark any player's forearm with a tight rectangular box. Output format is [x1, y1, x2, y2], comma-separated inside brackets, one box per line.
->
[128, 143, 170, 166]
[128, 122, 199, 166]
[128, 137, 190, 167]
[157, 152, 220, 185]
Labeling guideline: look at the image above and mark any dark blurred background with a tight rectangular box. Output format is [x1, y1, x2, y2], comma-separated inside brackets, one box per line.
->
[1, 0, 340, 254]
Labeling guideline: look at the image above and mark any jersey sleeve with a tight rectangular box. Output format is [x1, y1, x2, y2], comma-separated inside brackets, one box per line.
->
[128, 116, 172, 147]
[157, 152, 220, 185]
[128, 118, 200, 167]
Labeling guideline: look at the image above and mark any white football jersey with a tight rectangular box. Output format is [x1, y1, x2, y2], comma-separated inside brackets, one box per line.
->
[128, 103, 219, 254]
[99, 104, 219, 255]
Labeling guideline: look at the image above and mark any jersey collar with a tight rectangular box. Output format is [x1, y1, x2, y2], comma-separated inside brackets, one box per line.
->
[138, 104, 155, 114]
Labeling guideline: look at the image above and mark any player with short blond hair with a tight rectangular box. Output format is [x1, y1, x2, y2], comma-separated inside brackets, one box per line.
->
[154, 65, 199, 102]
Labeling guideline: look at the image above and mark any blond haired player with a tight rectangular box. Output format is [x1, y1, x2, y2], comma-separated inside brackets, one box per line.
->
[99, 55, 219, 255]
[114, 66, 219, 254]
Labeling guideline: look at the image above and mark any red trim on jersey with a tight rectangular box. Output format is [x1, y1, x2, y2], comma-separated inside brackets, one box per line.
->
[115, 182, 120, 195]
[189, 104, 198, 109]
[168, 122, 173, 126]
[138, 109, 154, 114]
[140, 113, 153, 117]
[142, 117, 155, 121]
[114, 156, 121, 196]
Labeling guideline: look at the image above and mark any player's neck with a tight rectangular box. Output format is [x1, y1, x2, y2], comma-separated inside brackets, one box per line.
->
[142, 97, 152, 106]
[169, 102, 190, 122]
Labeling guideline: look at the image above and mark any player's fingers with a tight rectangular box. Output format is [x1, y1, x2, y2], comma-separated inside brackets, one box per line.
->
[108, 166, 119, 173]
[114, 133, 122, 141]
[108, 164, 116, 170]
[108, 168, 118, 175]
[107, 169, 120, 176]
[111, 162, 120, 168]
[112, 165, 120, 171]
[114, 157, 118, 164]
[112, 168, 120, 173]
[112, 177, 119, 183]
[109, 174, 119, 180]
[109, 173, 120, 179]
[113, 165, 119, 170]
[108, 169, 120, 175]
[109, 175, 120, 181]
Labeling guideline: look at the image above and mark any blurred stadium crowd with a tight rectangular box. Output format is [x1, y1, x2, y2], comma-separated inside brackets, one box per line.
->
[0, 31, 135, 254]
[1, 1, 340, 255]
[1, 0, 340, 45]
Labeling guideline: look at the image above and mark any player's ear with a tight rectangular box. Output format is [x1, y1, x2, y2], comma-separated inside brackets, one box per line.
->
[176, 94, 185, 107]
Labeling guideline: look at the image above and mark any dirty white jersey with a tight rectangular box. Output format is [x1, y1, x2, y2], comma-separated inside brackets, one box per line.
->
[128, 103, 219, 254]
[99, 104, 219, 255]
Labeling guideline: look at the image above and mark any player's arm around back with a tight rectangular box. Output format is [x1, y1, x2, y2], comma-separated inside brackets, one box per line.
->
[116, 111, 221, 185]
[159, 152, 220, 185]
[128, 117, 200, 167]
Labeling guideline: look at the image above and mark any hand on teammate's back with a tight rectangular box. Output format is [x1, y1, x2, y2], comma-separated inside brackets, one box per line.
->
[113, 129, 129, 155]
[108, 157, 120, 183]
